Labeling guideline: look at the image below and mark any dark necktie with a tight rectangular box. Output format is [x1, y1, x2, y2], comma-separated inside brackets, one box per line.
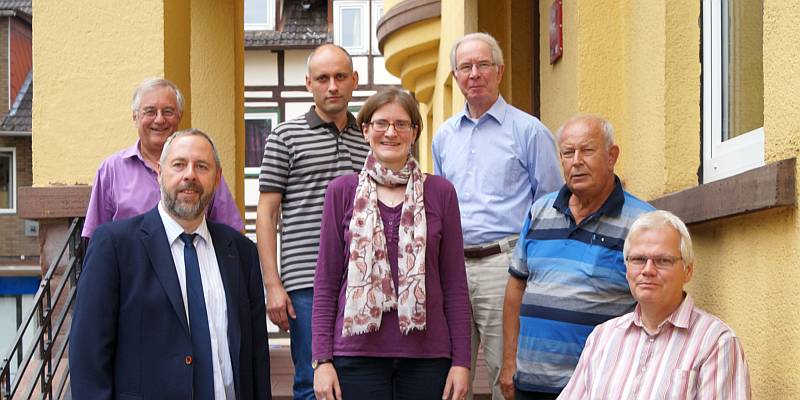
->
[180, 233, 214, 399]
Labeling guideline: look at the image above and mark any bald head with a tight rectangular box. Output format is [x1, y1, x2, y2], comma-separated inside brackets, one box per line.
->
[556, 115, 616, 150]
[306, 44, 354, 74]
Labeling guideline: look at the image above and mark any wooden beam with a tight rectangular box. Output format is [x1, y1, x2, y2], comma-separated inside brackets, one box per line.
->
[650, 158, 796, 225]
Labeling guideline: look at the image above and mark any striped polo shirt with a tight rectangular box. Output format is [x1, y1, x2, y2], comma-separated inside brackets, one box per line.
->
[508, 177, 654, 393]
[259, 107, 369, 292]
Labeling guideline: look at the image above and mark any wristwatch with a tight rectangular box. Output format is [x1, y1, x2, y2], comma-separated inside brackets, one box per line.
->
[311, 359, 333, 370]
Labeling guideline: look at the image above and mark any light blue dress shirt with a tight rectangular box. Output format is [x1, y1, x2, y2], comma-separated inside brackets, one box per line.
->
[432, 96, 564, 246]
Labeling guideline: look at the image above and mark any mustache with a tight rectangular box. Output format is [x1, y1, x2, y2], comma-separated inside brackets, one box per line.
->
[177, 182, 203, 193]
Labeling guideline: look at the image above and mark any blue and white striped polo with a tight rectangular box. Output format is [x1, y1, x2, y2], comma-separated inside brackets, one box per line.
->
[508, 177, 654, 394]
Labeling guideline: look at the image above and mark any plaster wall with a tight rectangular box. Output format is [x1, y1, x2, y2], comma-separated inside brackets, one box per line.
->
[189, 0, 241, 197]
[33, 0, 168, 185]
[245, 50, 279, 86]
[285, 50, 312, 86]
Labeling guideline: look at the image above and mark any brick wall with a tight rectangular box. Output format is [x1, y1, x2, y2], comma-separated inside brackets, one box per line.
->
[0, 135, 37, 258]
[0, 17, 8, 112]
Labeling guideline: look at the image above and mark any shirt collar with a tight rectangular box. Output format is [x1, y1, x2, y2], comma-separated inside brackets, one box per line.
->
[454, 95, 508, 128]
[158, 202, 212, 246]
[305, 106, 358, 131]
[625, 293, 694, 331]
[121, 140, 156, 172]
[553, 175, 626, 219]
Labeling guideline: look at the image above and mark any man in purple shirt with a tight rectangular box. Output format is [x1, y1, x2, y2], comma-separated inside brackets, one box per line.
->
[82, 78, 243, 238]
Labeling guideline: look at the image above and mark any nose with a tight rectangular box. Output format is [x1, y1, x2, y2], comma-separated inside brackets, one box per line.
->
[327, 78, 339, 93]
[640, 258, 658, 275]
[183, 164, 198, 180]
[384, 124, 398, 136]
[153, 111, 166, 124]
[468, 65, 481, 78]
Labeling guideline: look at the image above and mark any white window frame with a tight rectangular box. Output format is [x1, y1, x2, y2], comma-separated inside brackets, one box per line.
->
[702, 0, 764, 183]
[334, 1, 369, 55]
[371, 1, 384, 55]
[244, 0, 276, 31]
[0, 148, 16, 214]
[244, 111, 279, 176]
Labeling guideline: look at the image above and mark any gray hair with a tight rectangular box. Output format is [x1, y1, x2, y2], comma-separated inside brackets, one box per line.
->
[450, 32, 505, 72]
[159, 128, 222, 170]
[556, 114, 616, 149]
[131, 77, 185, 115]
[623, 210, 695, 269]
[306, 44, 354, 74]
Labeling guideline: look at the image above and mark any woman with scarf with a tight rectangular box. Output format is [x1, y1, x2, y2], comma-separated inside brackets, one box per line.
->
[311, 88, 471, 400]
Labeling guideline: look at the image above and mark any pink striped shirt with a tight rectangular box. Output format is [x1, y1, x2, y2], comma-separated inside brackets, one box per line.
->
[558, 294, 750, 399]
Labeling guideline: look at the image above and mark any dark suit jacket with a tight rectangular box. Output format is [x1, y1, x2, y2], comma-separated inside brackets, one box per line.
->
[70, 207, 271, 399]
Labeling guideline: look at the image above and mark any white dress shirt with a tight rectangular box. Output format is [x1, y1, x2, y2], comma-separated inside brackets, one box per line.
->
[159, 203, 236, 400]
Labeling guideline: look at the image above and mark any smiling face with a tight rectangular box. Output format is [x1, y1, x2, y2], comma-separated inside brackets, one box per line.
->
[558, 118, 619, 199]
[363, 102, 417, 171]
[453, 39, 504, 113]
[306, 45, 358, 122]
[158, 134, 220, 226]
[625, 225, 693, 310]
[133, 86, 182, 157]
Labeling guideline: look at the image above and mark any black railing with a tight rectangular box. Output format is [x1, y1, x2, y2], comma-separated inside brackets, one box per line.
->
[0, 218, 85, 400]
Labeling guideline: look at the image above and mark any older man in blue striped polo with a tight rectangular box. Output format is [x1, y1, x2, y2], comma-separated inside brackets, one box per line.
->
[500, 115, 655, 399]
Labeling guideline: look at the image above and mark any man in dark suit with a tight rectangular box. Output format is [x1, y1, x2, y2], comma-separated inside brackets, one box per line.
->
[70, 128, 271, 399]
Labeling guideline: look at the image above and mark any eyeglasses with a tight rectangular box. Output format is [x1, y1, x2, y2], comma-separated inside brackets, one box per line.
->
[368, 119, 415, 133]
[139, 107, 178, 119]
[625, 255, 683, 271]
[455, 61, 496, 75]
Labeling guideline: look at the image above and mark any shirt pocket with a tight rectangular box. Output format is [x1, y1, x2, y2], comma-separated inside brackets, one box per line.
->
[667, 369, 697, 400]
[489, 153, 524, 193]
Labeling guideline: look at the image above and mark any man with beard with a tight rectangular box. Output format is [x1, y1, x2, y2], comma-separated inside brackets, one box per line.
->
[82, 77, 243, 239]
[70, 129, 271, 400]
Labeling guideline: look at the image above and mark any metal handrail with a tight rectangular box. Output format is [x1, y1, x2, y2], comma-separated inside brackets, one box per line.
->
[0, 218, 84, 400]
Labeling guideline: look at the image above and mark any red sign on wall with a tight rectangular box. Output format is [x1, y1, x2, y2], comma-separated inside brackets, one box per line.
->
[550, 0, 563, 64]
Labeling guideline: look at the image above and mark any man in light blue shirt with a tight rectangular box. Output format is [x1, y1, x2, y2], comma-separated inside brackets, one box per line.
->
[432, 32, 563, 399]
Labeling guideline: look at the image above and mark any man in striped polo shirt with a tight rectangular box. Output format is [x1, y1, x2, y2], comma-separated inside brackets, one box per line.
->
[500, 115, 655, 399]
[256, 44, 369, 400]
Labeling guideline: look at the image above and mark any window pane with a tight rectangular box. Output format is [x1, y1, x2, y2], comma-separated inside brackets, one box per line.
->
[245, 119, 272, 168]
[341, 8, 363, 48]
[0, 152, 11, 209]
[245, 0, 268, 25]
[723, 0, 763, 140]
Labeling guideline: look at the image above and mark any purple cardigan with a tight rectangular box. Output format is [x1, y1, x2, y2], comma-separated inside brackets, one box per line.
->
[312, 173, 471, 367]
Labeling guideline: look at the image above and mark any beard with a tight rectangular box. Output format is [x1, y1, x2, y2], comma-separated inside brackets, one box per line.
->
[161, 181, 213, 221]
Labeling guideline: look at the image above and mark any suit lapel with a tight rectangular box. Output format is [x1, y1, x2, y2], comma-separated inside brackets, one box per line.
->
[209, 223, 242, 390]
[141, 207, 190, 335]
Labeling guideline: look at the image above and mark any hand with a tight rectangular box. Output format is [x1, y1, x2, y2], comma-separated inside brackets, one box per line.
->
[314, 363, 341, 400]
[265, 284, 295, 331]
[499, 363, 516, 400]
[442, 366, 469, 400]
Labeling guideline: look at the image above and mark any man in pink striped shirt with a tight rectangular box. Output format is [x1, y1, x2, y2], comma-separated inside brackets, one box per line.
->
[559, 210, 750, 399]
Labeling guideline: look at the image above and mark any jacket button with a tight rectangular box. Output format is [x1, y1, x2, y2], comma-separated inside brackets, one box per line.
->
[185, 355, 193, 365]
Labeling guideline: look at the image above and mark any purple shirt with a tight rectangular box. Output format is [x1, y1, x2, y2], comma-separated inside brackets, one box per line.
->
[82, 141, 244, 238]
[312, 173, 471, 367]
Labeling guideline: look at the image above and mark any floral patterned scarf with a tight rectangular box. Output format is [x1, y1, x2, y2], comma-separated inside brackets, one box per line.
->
[342, 152, 427, 336]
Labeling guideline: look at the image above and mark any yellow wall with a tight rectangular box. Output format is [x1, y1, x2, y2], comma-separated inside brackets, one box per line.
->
[383, 0, 800, 396]
[33, 0, 243, 203]
[33, 0, 169, 185]
[189, 0, 244, 206]
[537, 0, 800, 397]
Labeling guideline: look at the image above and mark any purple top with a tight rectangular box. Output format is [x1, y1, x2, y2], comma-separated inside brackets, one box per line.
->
[312, 173, 471, 367]
[82, 141, 244, 238]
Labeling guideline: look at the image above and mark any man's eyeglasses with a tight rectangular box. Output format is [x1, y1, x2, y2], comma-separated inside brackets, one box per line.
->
[368, 119, 415, 133]
[455, 61, 496, 75]
[139, 108, 178, 119]
[625, 255, 683, 271]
